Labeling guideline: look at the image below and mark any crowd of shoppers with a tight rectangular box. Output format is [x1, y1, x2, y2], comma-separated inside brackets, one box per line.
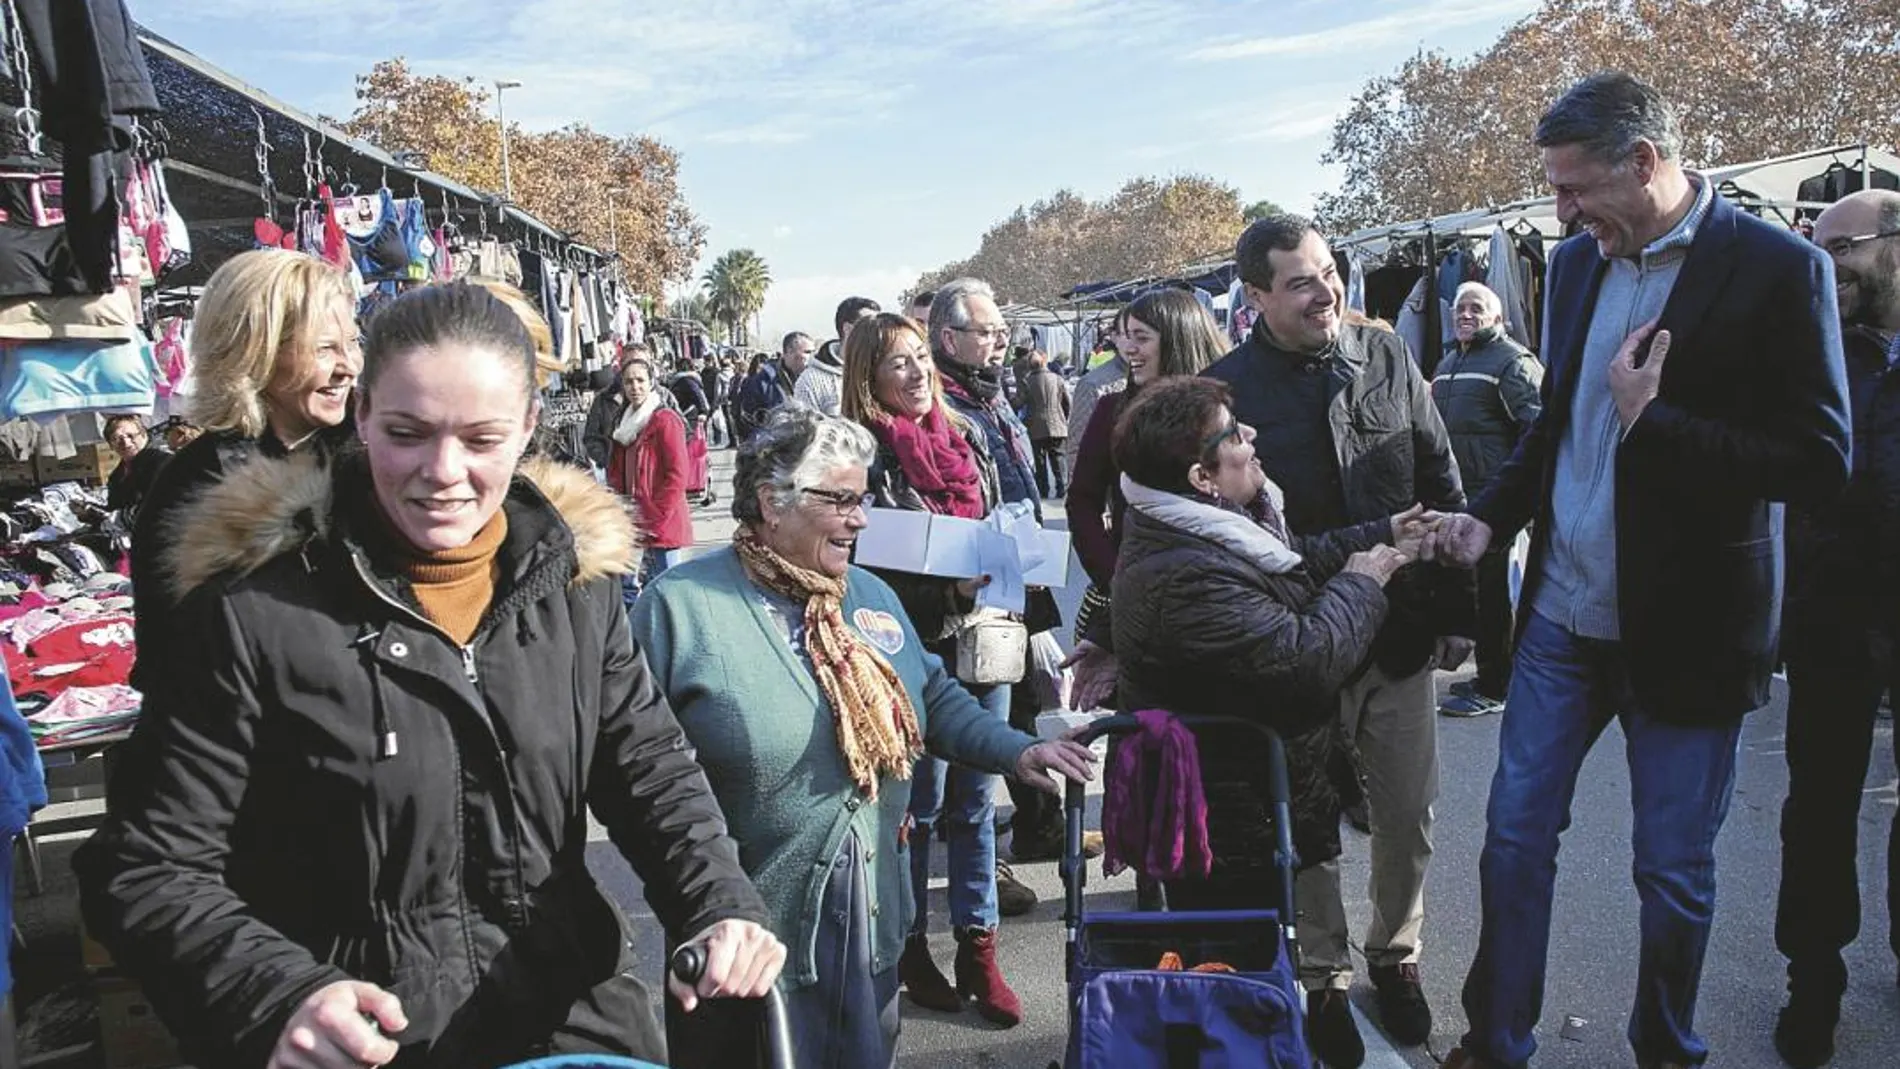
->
[59, 67, 1900, 1069]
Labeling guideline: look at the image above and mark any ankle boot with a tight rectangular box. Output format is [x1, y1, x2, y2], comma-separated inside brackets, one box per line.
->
[897, 934, 961, 1012]
[954, 926, 1023, 1026]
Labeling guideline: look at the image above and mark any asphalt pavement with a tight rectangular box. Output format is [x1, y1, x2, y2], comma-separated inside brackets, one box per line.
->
[589, 446, 1900, 1068]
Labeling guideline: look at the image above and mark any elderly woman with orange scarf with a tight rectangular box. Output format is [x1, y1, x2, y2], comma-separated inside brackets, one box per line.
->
[627, 404, 1094, 1069]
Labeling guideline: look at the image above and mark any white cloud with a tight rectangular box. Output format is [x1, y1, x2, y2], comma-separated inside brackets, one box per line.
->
[1234, 102, 1346, 144]
[1188, 0, 1537, 61]
[771, 225, 795, 239]
[703, 124, 811, 146]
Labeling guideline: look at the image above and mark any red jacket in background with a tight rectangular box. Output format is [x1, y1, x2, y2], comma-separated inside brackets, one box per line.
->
[608, 408, 692, 550]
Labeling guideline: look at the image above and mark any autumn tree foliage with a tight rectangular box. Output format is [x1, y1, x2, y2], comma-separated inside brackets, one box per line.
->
[337, 59, 706, 296]
[912, 175, 1246, 305]
[1316, 0, 1900, 232]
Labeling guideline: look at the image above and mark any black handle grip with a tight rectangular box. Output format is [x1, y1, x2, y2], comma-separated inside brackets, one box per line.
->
[669, 943, 708, 985]
[669, 940, 793, 1069]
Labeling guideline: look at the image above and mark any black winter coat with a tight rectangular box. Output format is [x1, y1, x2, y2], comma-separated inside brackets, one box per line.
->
[1786, 324, 1900, 645]
[1431, 327, 1543, 500]
[130, 423, 356, 695]
[1105, 498, 1390, 876]
[1205, 322, 1473, 677]
[581, 385, 629, 471]
[77, 453, 767, 1069]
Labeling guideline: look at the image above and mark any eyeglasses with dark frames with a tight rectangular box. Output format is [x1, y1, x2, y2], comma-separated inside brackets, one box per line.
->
[1200, 419, 1244, 464]
[798, 487, 876, 517]
[951, 325, 1012, 343]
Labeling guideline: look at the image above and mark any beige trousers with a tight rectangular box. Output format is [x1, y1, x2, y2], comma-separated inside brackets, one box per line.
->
[1295, 661, 1439, 990]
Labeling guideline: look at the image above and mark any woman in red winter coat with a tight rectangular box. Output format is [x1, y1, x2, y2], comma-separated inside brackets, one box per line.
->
[607, 356, 693, 596]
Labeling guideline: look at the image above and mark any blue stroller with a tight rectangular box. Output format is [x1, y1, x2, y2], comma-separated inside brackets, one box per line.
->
[1060, 715, 1311, 1068]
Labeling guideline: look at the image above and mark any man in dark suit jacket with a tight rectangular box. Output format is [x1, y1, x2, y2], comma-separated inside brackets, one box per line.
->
[1773, 188, 1900, 1069]
[1432, 74, 1852, 1069]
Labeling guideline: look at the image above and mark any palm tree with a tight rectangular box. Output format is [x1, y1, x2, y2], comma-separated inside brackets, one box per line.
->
[701, 249, 771, 347]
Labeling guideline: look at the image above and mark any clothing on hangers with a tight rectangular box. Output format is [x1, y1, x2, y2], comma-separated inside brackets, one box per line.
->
[1485, 225, 1536, 351]
[1395, 274, 1434, 370]
[152, 315, 188, 397]
[0, 337, 154, 419]
[14, 1, 160, 296]
[0, 286, 139, 342]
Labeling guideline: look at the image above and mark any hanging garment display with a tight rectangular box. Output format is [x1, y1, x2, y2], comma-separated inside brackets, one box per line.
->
[1485, 225, 1537, 351]
[0, 287, 139, 342]
[11, 0, 161, 295]
[1395, 275, 1431, 369]
[0, 337, 154, 419]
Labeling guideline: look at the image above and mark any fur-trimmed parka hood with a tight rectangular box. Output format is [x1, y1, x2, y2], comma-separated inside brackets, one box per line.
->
[165, 452, 639, 602]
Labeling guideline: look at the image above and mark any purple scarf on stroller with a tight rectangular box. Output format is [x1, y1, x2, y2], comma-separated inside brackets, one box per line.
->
[1100, 708, 1213, 880]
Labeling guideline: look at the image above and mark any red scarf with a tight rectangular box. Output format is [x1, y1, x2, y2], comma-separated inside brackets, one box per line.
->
[871, 406, 985, 519]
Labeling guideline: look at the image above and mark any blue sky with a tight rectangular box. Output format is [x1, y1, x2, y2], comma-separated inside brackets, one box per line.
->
[138, 0, 1538, 340]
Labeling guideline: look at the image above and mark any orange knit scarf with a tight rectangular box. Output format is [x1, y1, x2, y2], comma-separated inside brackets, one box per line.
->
[734, 527, 922, 799]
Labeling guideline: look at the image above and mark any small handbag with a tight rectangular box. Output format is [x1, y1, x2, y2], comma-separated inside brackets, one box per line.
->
[952, 606, 1028, 686]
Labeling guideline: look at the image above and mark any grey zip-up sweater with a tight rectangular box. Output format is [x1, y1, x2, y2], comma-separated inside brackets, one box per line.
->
[1534, 175, 1714, 639]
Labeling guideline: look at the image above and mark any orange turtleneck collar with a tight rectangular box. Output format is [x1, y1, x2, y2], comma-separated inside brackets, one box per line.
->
[393, 509, 509, 646]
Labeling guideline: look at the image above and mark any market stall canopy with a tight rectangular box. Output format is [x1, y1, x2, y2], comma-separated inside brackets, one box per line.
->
[134, 29, 601, 287]
[1058, 256, 1236, 307]
[1335, 143, 1900, 256]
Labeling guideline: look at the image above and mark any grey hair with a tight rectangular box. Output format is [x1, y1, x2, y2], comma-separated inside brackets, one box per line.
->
[1535, 71, 1680, 163]
[1235, 213, 1319, 291]
[1452, 281, 1504, 320]
[730, 402, 877, 526]
[927, 277, 997, 358]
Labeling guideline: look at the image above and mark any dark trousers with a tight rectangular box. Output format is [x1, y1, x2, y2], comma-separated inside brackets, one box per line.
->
[1775, 614, 1900, 1004]
[1473, 549, 1516, 699]
[1005, 676, 1061, 848]
[1032, 437, 1067, 498]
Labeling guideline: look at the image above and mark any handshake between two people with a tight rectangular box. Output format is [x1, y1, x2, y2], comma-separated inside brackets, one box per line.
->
[1344, 503, 1453, 587]
[1356, 503, 1497, 579]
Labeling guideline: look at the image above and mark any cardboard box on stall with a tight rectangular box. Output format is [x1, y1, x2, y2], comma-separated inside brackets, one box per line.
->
[93, 976, 184, 1069]
[0, 457, 35, 489]
[33, 443, 118, 486]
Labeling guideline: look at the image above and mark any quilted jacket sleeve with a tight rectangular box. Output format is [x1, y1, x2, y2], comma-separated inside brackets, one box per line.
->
[74, 590, 349, 1069]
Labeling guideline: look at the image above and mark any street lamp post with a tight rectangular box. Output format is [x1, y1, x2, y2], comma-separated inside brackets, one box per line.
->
[494, 79, 522, 200]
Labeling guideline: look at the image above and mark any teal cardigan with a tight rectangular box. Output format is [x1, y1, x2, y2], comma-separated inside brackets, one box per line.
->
[627, 547, 1033, 987]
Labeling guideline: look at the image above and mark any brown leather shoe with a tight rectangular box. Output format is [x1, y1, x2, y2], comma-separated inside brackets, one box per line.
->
[898, 934, 961, 1012]
[996, 861, 1038, 917]
[954, 926, 1023, 1026]
[1441, 1048, 1497, 1069]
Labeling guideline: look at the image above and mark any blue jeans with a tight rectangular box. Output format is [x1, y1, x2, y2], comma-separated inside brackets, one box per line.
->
[1460, 611, 1741, 1069]
[622, 548, 684, 610]
[907, 681, 1010, 934]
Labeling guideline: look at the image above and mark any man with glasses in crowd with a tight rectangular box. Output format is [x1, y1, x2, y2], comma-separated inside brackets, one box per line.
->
[1772, 187, 1900, 1069]
[1430, 73, 1851, 1069]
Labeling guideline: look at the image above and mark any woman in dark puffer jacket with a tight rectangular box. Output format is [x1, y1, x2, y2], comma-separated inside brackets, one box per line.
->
[1092, 378, 1431, 908]
[77, 284, 782, 1069]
